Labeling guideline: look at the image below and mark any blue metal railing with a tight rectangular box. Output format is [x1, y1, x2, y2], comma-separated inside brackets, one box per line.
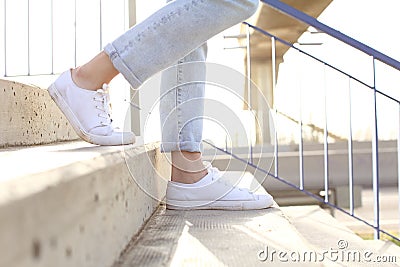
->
[267, 0, 398, 241]
[261, 0, 400, 72]
[223, 0, 400, 242]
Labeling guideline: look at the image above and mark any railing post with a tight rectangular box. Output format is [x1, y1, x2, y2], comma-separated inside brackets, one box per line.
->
[99, 0, 103, 51]
[50, 0, 54, 74]
[271, 36, 278, 177]
[297, 51, 304, 190]
[398, 104, 400, 237]
[348, 78, 355, 215]
[27, 0, 30, 75]
[323, 64, 329, 203]
[74, 0, 77, 68]
[246, 23, 254, 164]
[3, 0, 7, 76]
[371, 57, 380, 240]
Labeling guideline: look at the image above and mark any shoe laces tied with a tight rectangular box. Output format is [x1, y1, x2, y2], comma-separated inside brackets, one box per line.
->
[204, 163, 220, 182]
[205, 162, 254, 195]
[94, 84, 112, 126]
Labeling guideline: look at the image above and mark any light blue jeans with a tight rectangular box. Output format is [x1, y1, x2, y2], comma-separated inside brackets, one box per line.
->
[104, 0, 259, 152]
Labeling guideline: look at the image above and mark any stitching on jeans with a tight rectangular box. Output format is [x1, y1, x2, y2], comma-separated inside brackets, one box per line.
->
[119, 0, 206, 56]
[176, 59, 184, 145]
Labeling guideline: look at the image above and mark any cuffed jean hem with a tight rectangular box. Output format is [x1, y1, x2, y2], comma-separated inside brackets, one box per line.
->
[161, 141, 203, 153]
[104, 44, 143, 89]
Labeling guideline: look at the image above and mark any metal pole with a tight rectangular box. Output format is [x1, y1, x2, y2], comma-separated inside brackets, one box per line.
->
[323, 64, 329, 202]
[99, 0, 103, 50]
[271, 36, 278, 177]
[298, 52, 304, 190]
[398, 104, 400, 238]
[348, 77, 355, 214]
[246, 24, 253, 164]
[27, 0, 30, 75]
[50, 0, 54, 74]
[4, 0, 7, 76]
[371, 57, 380, 240]
[74, 0, 77, 67]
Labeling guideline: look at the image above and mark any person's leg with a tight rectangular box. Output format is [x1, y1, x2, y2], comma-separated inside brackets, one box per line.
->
[160, 42, 208, 184]
[49, 0, 259, 146]
[152, 1, 259, 185]
[159, 0, 208, 183]
[154, 1, 273, 210]
[159, 42, 274, 211]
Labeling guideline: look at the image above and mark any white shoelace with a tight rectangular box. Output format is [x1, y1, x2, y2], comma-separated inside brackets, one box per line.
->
[205, 163, 253, 195]
[94, 84, 112, 127]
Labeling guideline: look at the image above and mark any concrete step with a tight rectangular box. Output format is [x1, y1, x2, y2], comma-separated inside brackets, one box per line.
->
[114, 205, 320, 267]
[3, 140, 397, 267]
[114, 183, 399, 266]
[0, 79, 78, 147]
[282, 206, 400, 266]
[113, 173, 333, 267]
[0, 141, 169, 267]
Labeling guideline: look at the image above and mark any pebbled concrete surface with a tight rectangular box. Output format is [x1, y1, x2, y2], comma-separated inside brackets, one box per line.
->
[0, 79, 78, 147]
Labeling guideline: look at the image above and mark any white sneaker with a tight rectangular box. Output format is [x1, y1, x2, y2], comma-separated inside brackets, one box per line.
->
[48, 70, 135, 146]
[166, 165, 274, 210]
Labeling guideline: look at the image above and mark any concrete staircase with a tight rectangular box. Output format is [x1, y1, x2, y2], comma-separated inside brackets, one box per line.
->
[111, 175, 400, 267]
[1, 79, 399, 267]
[113, 205, 400, 266]
[0, 79, 170, 267]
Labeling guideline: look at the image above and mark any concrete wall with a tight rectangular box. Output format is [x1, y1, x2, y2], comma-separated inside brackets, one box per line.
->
[0, 142, 169, 267]
[0, 79, 78, 147]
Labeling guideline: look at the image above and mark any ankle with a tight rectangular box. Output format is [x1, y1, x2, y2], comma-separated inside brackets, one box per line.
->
[71, 51, 119, 91]
[71, 67, 99, 91]
[171, 167, 208, 184]
[170, 151, 208, 184]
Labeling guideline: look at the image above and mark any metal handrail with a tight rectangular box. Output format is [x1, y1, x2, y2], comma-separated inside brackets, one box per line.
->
[235, 1, 399, 242]
[243, 22, 400, 105]
[261, 0, 400, 72]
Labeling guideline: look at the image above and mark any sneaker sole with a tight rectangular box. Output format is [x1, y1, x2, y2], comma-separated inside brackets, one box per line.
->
[166, 198, 274, 211]
[48, 83, 135, 146]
